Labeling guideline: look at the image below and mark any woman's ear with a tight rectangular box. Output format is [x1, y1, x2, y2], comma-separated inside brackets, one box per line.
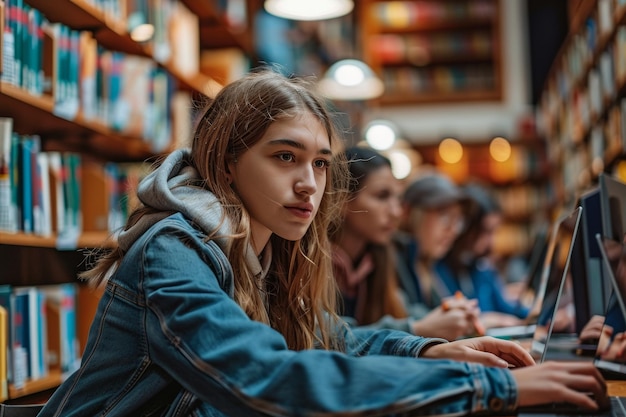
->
[225, 157, 237, 185]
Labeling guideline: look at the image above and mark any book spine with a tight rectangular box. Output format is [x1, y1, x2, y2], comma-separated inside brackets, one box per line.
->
[0, 117, 15, 232]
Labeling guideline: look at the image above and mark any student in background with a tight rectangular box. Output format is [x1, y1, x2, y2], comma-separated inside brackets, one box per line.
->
[332, 146, 477, 340]
[438, 183, 530, 329]
[394, 173, 480, 333]
[39, 70, 607, 416]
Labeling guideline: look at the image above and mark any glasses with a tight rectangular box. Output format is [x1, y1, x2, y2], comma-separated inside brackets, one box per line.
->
[430, 208, 465, 233]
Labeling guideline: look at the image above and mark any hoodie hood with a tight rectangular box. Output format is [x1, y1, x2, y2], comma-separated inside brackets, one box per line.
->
[117, 148, 268, 279]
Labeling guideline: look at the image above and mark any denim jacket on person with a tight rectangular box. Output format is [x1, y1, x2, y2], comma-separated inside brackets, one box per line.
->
[39, 213, 519, 417]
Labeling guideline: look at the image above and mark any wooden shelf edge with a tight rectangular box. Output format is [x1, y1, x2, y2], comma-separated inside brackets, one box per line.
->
[0, 231, 114, 249]
[8, 370, 62, 400]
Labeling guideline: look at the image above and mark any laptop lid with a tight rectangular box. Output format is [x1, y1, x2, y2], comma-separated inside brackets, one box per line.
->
[529, 206, 583, 362]
[594, 233, 626, 378]
[599, 173, 626, 307]
[578, 187, 606, 316]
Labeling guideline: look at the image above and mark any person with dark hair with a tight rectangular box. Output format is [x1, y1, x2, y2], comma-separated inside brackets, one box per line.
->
[37, 70, 607, 416]
[438, 183, 530, 328]
[332, 146, 477, 340]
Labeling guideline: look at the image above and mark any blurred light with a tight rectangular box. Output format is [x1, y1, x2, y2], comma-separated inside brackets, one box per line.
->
[130, 23, 155, 42]
[616, 160, 626, 182]
[489, 136, 511, 162]
[364, 120, 397, 150]
[438, 138, 463, 164]
[264, 0, 354, 21]
[318, 59, 384, 100]
[128, 9, 154, 43]
[388, 150, 412, 179]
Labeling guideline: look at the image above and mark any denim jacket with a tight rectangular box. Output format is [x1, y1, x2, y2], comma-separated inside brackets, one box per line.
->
[39, 213, 518, 417]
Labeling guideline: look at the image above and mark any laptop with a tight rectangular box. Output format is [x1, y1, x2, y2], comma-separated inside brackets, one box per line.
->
[514, 231, 626, 416]
[487, 208, 582, 340]
[599, 174, 626, 310]
[528, 206, 591, 361]
[486, 210, 579, 339]
[595, 233, 626, 380]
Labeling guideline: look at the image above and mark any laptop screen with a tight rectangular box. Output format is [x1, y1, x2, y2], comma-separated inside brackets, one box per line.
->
[529, 207, 583, 361]
[594, 234, 626, 377]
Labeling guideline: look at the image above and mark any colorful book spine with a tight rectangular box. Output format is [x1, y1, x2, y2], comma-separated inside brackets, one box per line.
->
[0, 303, 8, 402]
[0, 117, 15, 233]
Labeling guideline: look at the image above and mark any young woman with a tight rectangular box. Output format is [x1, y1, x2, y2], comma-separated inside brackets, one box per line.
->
[395, 173, 471, 308]
[38, 70, 607, 416]
[438, 183, 530, 328]
[332, 146, 478, 341]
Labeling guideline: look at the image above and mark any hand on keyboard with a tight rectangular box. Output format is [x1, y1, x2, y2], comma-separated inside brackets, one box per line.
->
[511, 361, 609, 411]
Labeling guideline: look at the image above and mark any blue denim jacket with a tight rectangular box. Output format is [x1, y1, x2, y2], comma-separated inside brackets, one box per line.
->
[39, 213, 518, 416]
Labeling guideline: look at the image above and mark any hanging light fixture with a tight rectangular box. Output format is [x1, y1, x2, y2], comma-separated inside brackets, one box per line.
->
[318, 59, 384, 101]
[364, 119, 398, 150]
[264, 0, 354, 21]
[127, 0, 154, 42]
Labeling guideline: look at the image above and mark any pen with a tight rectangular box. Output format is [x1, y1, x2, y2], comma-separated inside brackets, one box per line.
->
[442, 291, 486, 336]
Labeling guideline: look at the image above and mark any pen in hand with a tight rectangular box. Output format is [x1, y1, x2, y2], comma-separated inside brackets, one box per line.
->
[442, 291, 486, 337]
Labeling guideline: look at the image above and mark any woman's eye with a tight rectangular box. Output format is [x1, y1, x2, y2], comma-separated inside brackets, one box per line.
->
[314, 159, 330, 169]
[277, 153, 294, 162]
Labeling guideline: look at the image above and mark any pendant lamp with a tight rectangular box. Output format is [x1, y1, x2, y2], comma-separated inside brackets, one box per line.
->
[264, 0, 354, 21]
[318, 59, 384, 101]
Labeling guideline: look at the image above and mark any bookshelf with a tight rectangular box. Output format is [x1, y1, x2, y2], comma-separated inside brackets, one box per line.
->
[537, 0, 626, 206]
[0, 0, 240, 402]
[359, 0, 503, 105]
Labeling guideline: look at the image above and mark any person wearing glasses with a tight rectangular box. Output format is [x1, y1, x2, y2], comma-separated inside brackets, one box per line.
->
[394, 173, 483, 337]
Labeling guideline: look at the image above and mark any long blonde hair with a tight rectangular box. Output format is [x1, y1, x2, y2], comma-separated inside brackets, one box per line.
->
[82, 69, 350, 351]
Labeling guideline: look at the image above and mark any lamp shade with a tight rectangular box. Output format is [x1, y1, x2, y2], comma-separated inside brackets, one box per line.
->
[318, 59, 384, 101]
[264, 0, 354, 21]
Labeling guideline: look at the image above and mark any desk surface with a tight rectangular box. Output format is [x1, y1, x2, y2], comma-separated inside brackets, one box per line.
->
[608, 380, 626, 396]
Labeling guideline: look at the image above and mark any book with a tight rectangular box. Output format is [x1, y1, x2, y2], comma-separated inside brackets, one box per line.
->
[0, 117, 15, 233]
[0, 285, 11, 396]
[41, 283, 77, 375]
[35, 152, 52, 236]
[0, 304, 8, 402]
[10, 289, 28, 388]
[47, 151, 66, 235]
[13, 286, 47, 381]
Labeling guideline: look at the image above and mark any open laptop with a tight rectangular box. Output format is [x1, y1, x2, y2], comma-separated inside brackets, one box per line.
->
[528, 206, 591, 361]
[514, 231, 626, 416]
[595, 233, 626, 380]
[599, 174, 626, 310]
[487, 208, 582, 340]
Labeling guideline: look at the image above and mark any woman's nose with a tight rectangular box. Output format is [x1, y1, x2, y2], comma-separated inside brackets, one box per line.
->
[295, 167, 317, 195]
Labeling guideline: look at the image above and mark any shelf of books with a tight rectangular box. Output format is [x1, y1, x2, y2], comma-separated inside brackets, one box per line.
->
[0, 0, 237, 402]
[537, 0, 626, 205]
[0, 282, 102, 402]
[359, 0, 503, 105]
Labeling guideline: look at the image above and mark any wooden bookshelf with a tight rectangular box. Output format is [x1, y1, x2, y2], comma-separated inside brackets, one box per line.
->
[0, 82, 154, 161]
[359, 0, 503, 105]
[537, 0, 626, 204]
[0, 231, 112, 249]
[0, 0, 245, 403]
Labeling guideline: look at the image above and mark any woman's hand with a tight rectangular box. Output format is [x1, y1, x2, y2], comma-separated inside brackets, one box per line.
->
[412, 295, 482, 340]
[579, 315, 606, 342]
[420, 336, 535, 368]
[480, 312, 522, 329]
[412, 307, 475, 340]
[512, 362, 608, 410]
